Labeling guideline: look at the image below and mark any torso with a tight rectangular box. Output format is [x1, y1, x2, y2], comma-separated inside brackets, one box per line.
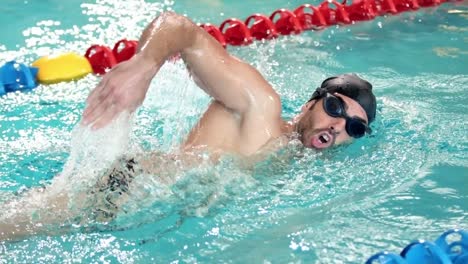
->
[183, 100, 285, 157]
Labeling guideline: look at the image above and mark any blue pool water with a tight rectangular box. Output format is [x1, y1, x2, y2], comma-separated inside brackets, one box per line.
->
[1, 0, 467, 263]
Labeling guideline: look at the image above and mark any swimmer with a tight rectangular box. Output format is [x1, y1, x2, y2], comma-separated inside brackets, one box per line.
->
[0, 12, 376, 241]
[83, 12, 376, 154]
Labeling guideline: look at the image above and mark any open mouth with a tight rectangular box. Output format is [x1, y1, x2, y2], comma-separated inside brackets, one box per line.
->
[319, 133, 330, 144]
[310, 130, 335, 149]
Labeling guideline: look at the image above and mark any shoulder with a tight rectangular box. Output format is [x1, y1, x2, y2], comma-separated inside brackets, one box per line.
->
[248, 82, 282, 119]
[240, 86, 283, 138]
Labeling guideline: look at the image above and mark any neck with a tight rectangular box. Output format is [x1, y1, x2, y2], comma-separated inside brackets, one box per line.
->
[281, 119, 296, 135]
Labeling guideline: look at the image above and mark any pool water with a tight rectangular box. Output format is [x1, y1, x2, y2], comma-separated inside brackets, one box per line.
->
[1, 0, 467, 263]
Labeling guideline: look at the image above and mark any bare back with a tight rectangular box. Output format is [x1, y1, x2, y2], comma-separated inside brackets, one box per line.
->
[183, 98, 284, 156]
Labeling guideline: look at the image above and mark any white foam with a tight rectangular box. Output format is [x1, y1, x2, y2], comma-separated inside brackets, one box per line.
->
[53, 112, 135, 193]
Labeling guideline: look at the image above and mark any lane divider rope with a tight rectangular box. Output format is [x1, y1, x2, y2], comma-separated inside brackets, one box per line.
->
[0, 0, 458, 95]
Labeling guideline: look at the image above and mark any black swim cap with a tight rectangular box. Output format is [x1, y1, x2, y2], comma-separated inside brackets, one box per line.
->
[309, 73, 377, 123]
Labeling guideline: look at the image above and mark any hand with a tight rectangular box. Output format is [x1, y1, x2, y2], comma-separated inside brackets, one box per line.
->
[82, 55, 158, 129]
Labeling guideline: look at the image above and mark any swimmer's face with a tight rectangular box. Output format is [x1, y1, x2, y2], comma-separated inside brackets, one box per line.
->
[295, 93, 369, 150]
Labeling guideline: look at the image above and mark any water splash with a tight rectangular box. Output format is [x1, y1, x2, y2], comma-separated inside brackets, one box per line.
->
[1, 1, 467, 263]
[58, 112, 134, 189]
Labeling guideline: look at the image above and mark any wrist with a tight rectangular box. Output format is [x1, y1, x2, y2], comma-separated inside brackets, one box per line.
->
[133, 53, 161, 80]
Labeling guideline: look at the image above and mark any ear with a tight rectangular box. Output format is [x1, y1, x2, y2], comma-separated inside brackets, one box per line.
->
[302, 100, 315, 112]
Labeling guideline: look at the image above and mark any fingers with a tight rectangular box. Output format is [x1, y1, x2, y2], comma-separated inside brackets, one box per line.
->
[80, 60, 145, 129]
[82, 86, 104, 124]
[91, 103, 120, 130]
[82, 79, 113, 125]
[83, 80, 107, 110]
[85, 79, 105, 104]
[83, 97, 113, 129]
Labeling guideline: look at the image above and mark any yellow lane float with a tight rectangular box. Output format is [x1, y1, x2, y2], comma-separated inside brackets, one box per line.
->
[32, 53, 92, 84]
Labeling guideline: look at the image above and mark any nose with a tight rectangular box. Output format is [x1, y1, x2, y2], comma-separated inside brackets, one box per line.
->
[329, 117, 346, 133]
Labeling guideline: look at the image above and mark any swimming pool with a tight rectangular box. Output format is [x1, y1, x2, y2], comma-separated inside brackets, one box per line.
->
[1, 0, 467, 263]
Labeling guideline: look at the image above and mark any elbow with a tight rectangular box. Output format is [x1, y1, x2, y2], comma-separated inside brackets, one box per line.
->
[157, 11, 193, 34]
[158, 11, 197, 48]
[138, 11, 196, 58]
[158, 11, 183, 23]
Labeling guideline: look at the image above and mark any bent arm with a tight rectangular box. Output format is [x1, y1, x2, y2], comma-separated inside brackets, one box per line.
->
[137, 12, 277, 113]
[82, 12, 280, 128]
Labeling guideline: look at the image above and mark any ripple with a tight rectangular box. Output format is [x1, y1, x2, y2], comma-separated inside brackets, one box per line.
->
[1, 1, 467, 263]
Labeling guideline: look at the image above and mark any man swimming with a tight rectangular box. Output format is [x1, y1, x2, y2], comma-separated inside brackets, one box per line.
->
[82, 11, 376, 155]
[0, 11, 376, 241]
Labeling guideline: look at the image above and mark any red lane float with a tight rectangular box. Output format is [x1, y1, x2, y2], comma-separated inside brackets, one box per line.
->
[394, 0, 420, 12]
[319, 1, 351, 25]
[294, 4, 327, 30]
[344, 0, 378, 21]
[377, 0, 399, 15]
[83, 0, 454, 75]
[219, 18, 253, 46]
[85, 39, 139, 75]
[245, 14, 278, 40]
[0, 0, 455, 93]
[113, 39, 138, 63]
[85, 45, 117, 75]
[419, 0, 441, 6]
[270, 9, 303, 35]
[199, 24, 227, 48]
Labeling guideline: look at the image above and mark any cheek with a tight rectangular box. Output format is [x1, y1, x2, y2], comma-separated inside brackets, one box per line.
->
[307, 106, 330, 127]
[312, 112, 337, 130]
[334, 131, 352, 145]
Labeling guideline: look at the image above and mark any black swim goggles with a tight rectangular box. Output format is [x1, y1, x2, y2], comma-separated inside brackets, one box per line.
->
[322, 93, 371, 138]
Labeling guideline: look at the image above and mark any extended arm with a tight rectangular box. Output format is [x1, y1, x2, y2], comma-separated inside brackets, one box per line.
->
[0, 187, 72, 241]
[82, 12, 279, 128]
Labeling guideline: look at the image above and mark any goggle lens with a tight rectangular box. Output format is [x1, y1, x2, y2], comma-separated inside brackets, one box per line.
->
[323, 95, 343, 117]
[346, 118, 367, 138]
[322, 94, 370, 139]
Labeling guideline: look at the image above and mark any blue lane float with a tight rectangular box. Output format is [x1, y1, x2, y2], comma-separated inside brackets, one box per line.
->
[366, 229, 468, 264]
[436, 229, 468, 264]
[0, 61, 38, 96]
